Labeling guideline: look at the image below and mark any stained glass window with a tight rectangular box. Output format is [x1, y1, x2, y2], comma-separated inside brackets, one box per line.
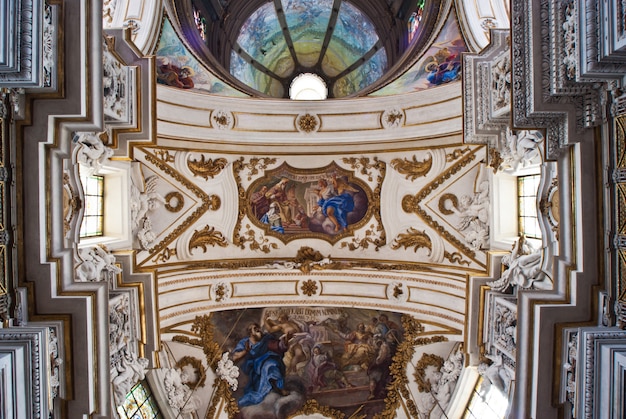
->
[116, 380, 162, 419]
[518, 174, 541, 239]
[79, 172, 104, 238]
[193, 7, 208, 41]
[408, 0, 426, 43]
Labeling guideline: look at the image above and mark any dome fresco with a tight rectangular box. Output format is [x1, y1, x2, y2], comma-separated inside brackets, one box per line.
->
[167, 0, 460, 98]
[230, 0, 386, 97]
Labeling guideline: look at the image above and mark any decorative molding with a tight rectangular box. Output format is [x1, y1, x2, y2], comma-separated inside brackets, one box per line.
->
[296, 113, 319, 133]
[0, 0, 44, 87]
[561, 329, 578, 418]
[578, 328, 626, 419]
[463, 29, 511, 148]
[0, 326, 51, 418]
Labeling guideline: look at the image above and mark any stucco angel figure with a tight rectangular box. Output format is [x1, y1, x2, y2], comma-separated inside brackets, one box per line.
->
[130, 166, 165, 230]
[76, 245, 122, 282]
[75, 131, 114, 172]
[163, 367, 201, 413]
[111, 352, 149, 406]
[489, 235, 552, 292]
[477, 352, 511, 395]
[501, 128, 544, 171]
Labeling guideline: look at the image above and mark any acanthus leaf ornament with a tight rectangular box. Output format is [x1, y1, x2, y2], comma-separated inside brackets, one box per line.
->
[189, 225, 228, 253]
[390, 154, 433, 181]
[187, 155, 228, 180]
[391, 228, 432, 253]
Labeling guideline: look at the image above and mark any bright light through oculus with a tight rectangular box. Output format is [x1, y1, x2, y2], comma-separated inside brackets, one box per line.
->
[290, 73, 328, 100]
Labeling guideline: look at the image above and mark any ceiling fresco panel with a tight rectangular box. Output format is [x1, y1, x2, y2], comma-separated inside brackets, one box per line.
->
[131, 145, 487, 271]
[159, 306, 464, 418]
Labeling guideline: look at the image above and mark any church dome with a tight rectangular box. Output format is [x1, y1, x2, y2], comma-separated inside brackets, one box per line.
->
[175, 0, 432, 98]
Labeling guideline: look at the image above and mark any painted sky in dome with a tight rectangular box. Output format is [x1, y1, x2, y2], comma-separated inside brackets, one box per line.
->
[283, 0, 333, 67]
[236, 3, 294, 75]
[156, 17, 248, 96]
[369, 12, 466, 96]
[334, 48, 387, 97]
[229, 0, 387, 97]
[326, 1, 380, 73]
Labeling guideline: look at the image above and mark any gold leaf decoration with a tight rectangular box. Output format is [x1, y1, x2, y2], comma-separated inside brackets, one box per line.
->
[341, 223, 386, 251]
[444, 251, 471, 266]
[414, 353, 445, 392]
[438, 193, 459, 215]
[237, 226, 278, 253]
[400, 150, 479, 260]
[342, 156, 379, 181]
[391, 228, 432, 253]
[189, 225, 228, 253]
[300, 279, 318, 296]
[298, 113, 318, 133]
[390, 153, 433, 181]
[187, 155, 227, 180]
[489, 147, 504, 173]
[233, 156, 277, 182]
[151, 247, 177, 263]
[177, 316, 241, 417]
[446, 146, 471, 162]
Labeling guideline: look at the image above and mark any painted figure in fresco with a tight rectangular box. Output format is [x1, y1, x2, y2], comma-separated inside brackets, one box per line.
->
[250, 185, 270, 219]
[157, 58, 195, 89]
[260, 202, 284, 234]
[232, 323, 290, 407]
[304, 344, 352, 392]
[264, 313, 313, 374]
[332, 322, 375, 370]
[367, 335, 393, 400]
[314, 175, 358, 233]
[424, 47, 461, 85]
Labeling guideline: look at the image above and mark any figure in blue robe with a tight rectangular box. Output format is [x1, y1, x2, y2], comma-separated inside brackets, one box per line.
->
[232, 323, 288, 407]
[318, 193, 354, 231]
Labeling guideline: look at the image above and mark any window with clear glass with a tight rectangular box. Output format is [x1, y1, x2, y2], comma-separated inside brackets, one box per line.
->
[80, 173, 104, 238]
[116, 380, 162, 419]
[518, 174, 541, 239]
[463, 378, 509, 419]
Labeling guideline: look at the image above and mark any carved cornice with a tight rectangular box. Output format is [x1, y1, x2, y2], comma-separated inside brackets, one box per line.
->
[578, 328, 626, 419]
[0, 326, 51, 418]
[463, 29, 512, 147]
[0, 0, 45, 87]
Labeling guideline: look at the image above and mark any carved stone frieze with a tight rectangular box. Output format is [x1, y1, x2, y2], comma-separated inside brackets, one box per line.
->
[578, 328, 626, 419]
[478, 350, 513, 395]
[495, 128, 544, 172]
[510, 0, 621, 159]
[0, 0, 45, 87]
[103, 36, 133, 124]
[0, 326, 51, 418]
[110, 348, 149, 407]
[42, 2, 56, 88]
[561, 329, 578, 418]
